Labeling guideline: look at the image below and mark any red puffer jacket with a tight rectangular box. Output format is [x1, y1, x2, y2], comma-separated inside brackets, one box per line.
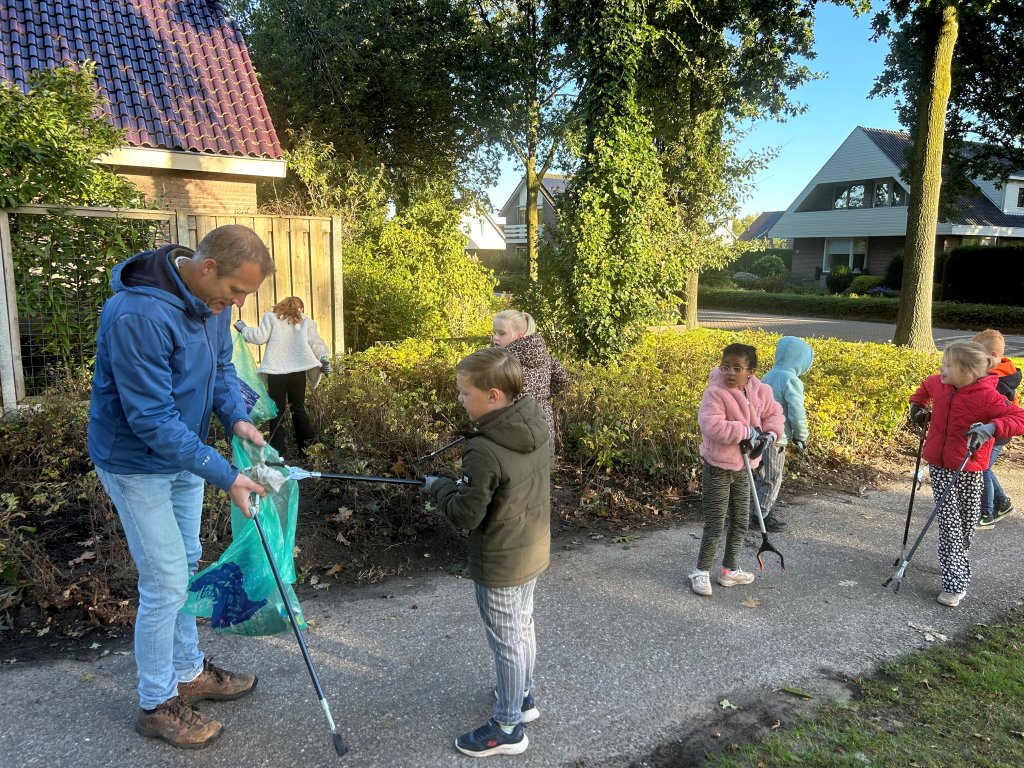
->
[910, 374, 1024, 471]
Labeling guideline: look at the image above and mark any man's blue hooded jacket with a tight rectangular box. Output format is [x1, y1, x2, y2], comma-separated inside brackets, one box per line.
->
[88, 245, 249, 490]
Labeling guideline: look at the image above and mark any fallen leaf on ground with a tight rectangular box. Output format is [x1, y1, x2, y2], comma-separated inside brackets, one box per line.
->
[720, 699, 738, 710]
[336, 532, 350, 546]
[777, 685, 814, 700]
[908, 622, 948, 642]
[740, 596, 760, 608]
[325, 564, 342, 576]
[326, 507, 353, 523]
[68, 551, 96, 567]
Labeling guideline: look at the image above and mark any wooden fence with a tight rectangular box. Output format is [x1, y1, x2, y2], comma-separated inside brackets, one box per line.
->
[0, 205, 344, 409]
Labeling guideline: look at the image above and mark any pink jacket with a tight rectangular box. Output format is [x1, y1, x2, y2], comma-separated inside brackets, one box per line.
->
[698, 368, 785, 471]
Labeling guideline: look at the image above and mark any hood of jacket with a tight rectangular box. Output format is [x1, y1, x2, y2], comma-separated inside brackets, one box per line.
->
[771, 336, 814, 376]
[464, 395, 549, 455]
[112, 244, 212, 321]
[990, 358, 1021, 402]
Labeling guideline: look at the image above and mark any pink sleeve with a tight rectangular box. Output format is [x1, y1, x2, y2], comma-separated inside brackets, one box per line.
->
[698, 390, 751, 445]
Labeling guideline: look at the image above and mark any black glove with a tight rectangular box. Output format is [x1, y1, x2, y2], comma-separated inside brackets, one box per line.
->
[421, 474, 444, 495]
[966, 422, 996, 451]
[320, 356, 332, 375]
[791, 439, 807, 453]
[909, 404, 931, 431]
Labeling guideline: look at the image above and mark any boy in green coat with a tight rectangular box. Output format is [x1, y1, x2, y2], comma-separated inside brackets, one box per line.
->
[422, 347, 552, 757]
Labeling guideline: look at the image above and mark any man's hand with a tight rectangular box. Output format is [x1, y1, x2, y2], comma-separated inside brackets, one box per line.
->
[233, 320, 246, 333]
[229, 473, 265, 517]
[966, 422, 996, 451]
[233, 420, 266, 446]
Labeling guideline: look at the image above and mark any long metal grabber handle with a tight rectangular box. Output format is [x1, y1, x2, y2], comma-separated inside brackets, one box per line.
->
[412, 436, 467, 465]
[249, 496, 348, 757]
[885, 446, 975, 593]
[895, 430, 927, 566]
[266, 462, 423, 486]
[739, 442, 785, 573]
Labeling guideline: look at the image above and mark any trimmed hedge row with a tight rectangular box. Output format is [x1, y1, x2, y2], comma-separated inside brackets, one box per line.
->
[698, 288, 1024, 334]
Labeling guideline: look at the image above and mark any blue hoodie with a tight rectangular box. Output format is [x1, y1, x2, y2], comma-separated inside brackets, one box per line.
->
[760, 336, 814, 445]
[88, 245, 250, 490]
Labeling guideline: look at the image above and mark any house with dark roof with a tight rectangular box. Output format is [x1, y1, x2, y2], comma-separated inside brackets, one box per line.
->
[768, 126, 1024, 283]
[739, 211, 786, 242]
[0, 0, 285, 213]
[498, 173, 569, 262]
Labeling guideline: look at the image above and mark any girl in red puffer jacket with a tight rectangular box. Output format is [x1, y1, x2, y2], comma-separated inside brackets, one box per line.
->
[908, 341, 1024, 607]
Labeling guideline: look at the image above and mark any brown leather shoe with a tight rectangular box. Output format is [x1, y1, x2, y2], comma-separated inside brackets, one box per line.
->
[136, 696, 223, 749]
[178, 658, 257, 704]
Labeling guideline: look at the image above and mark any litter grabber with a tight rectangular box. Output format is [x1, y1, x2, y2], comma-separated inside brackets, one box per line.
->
[884, 440, 978, 594]
[248, 493, 348, 757]
[412, 436, 467, 467]
[265, 462, 423, 486]
[739, 434, 785, 573]
[894, 424, 928, 566]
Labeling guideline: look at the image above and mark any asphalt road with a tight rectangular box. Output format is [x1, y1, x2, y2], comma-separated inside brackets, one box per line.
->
[3, 467, 1024, 768]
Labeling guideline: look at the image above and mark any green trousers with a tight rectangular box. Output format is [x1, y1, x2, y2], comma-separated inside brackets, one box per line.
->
[696, 460, 750, 571]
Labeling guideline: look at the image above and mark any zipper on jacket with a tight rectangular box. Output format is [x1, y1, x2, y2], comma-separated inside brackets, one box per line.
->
[940, 388, 956, 466]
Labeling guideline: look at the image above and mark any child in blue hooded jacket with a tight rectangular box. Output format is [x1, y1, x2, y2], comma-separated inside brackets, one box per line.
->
[750, 336, 814, 531]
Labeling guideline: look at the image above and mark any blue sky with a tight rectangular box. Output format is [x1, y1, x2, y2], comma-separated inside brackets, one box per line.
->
[485, 5, 904, 218]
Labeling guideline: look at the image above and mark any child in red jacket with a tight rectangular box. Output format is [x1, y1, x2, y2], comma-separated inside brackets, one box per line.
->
[972, 329, 1021, 525]
[909, 341, 1024, 607]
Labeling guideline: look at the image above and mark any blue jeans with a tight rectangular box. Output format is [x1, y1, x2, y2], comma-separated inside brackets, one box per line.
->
[981, 438, 1011, 514]
[95, 467, 206, 709]
[474, 579, 537, 726]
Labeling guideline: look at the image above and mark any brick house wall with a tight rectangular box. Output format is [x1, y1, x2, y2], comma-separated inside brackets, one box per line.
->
[118, 169, 258, 213]
[790, 238, 826, 281]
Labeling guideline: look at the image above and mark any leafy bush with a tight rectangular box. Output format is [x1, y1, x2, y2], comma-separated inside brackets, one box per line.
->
[850, 275, 884, 295]
[753, 276, 787, 292]
[826, 264, 854, 294]
[883, 252, 904, 289]
[750, 254, 789, 279]
[699, 288, 1024, 333]
[867, 285, 901, 298]
[732, 271, 759, 284]
[730, 248, 794, 274]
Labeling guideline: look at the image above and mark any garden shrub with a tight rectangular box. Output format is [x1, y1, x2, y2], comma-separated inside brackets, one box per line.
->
[826, 264, 854, 294]
[730, 248, 794, 274]
[750, 254, 789, 279]
[849, 275, 884, 295]
[942, 244, 1024, 306]
[753, 276, 787, 292]
[883, 252, 904, 289]
[732, 271, 758, 284]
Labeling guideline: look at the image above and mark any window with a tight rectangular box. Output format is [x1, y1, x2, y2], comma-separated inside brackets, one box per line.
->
[891, 182, 907, 207]
[873, 180, 890, 207]
[517, 206, 526, 224]
[823, 238, 868, 273]
[1018, 188, 1024, 208]
[832, 183, 867, 209]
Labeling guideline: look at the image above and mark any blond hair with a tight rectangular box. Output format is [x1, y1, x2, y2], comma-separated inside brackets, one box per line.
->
[972, 328, 1005, 359]
[493, 309, 537, 337]
[456, 348, 523, 398]
[943, 340, 997, 382]
[273, 296, 305, 325]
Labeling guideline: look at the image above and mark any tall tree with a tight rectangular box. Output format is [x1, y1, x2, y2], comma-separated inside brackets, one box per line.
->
[551, 0, 679, 360]
[874, 1, 1024, 349]
[237, 0, 495, 205]
[469, 1, 581, 278]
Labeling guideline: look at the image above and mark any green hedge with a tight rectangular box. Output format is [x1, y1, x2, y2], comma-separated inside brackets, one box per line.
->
[942, 244, 1024, 306]
[698, 288, 1024, 333]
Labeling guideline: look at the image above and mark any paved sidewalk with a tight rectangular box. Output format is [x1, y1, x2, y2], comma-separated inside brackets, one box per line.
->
[2, 467, 1023, 767]
[696, 309, 1024, 356]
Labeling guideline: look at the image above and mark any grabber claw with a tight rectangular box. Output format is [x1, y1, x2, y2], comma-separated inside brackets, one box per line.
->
[740, 440, 785, 573]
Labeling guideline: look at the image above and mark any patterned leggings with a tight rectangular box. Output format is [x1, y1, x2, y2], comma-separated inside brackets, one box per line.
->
[697, 461, 750, 571]
[930, 465, 984, 594]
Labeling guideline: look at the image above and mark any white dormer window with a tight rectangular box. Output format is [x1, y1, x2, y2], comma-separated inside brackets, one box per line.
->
[1017, 188, 1024, 208]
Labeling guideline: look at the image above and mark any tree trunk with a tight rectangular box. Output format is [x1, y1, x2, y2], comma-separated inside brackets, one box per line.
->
[684, 271, 699, 329]
[526, 160, 540, 281]
[894, 2, 958, 351]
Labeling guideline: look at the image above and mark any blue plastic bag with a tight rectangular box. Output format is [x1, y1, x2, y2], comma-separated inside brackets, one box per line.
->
[232, 332, 278, 423]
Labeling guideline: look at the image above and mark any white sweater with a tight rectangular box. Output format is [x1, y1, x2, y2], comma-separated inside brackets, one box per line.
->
[240, 312, 330, 380]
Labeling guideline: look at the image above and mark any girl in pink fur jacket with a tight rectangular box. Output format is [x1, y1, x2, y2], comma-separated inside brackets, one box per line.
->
[689, 343, 785, 597]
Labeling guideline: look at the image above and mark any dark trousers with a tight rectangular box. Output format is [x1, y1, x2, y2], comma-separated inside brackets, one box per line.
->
[267, 371, 314, 456]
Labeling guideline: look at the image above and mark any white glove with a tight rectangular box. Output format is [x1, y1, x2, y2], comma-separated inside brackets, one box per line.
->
[233, 320, 246, 333]
[421, 475, 444, 495]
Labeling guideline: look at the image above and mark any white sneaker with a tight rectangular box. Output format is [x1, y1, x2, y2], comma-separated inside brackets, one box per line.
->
[937, 591, 966, 607]
[689, 570, 712, 596]
[718, 567, 756, 587]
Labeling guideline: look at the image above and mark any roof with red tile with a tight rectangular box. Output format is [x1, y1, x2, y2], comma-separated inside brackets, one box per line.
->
[0, 0, 282, 159]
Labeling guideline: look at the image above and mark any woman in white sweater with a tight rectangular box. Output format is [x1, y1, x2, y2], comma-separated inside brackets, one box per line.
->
[234, 296, 331, 457]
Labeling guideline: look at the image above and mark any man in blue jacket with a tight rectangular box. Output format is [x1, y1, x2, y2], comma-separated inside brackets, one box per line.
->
[89, 224, 274, 748]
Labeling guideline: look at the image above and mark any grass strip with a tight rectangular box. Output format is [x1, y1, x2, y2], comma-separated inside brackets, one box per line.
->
[710, 611, 1024, 768]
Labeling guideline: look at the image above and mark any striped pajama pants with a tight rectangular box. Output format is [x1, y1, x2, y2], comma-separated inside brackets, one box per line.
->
[753, 444, 786, 519]
[697, 461, 750, 572]
[929, 465, 984, 594]
[474, 578, 537, 726]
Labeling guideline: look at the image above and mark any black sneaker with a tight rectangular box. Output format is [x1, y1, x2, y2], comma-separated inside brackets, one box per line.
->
[996, 497, 1015, 516]
[455, 719, 528, 757]
[750, 516, 786, 532]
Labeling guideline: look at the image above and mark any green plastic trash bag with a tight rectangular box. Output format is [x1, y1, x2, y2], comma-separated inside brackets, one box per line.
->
[184, 437, 306, 635]
[232, 331, 278, 423]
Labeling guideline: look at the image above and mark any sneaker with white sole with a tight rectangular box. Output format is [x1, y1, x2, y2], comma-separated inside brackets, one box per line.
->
[689, 570, 712, 596]
[493, 689, 540, 724]
[455, 719, 528, 757]
[937, 590, 966, 607]
[717, 567, 756, 587]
